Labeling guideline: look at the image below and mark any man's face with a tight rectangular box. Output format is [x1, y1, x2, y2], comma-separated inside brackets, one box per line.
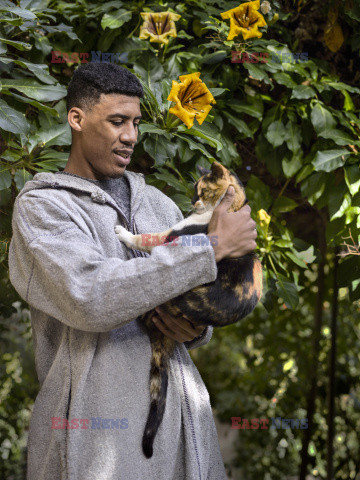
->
[68, 93, 142, 180]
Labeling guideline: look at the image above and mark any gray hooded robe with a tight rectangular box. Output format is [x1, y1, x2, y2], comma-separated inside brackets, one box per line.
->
[8, 169, 228, 480]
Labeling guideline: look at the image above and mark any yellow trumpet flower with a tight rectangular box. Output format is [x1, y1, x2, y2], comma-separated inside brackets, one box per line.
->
[257, 208, 271, 227]
[221, 0, 267, 41]
[139, 11, 181, 44]
[167, 72, 216, 129]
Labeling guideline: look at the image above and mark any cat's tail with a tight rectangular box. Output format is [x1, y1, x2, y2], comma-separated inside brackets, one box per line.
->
[142, 318, 175, 458]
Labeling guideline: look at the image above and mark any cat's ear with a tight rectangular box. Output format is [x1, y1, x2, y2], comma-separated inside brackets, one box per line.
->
[211, 161, 225, 178]
[196, 164, 211, 177]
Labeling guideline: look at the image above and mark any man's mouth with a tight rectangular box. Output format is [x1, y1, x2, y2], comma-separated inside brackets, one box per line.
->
[113, 150, 132, 165]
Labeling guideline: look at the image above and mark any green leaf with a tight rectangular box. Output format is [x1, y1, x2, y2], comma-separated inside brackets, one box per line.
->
[152, 171, 188, 194]
[273, 72, 297, 88]
[1, 78, 66, 102]
[284, 121, 302, 152]
[0, 98, 30, 134]
[342, 90, 355, 111]
[177, 122, 223, 152]
[14, 168, 33, 190]
[177, 139, 195, 163]
[0, 56, 56, 85]
[282, 154, 303, 178]
[170, 193, 192, 212]
[174, 134, 215, 161]
[144, 134, 177, 166]
[285, 251, 308, 268]
[246, 175, 272, 211]
[344, 165, 360, 195]
[310, 103, 336, 134]
[208, 88, 227, 97]
[139, 124, 170, 137]
[275, 274, 299, 309]
[101, 10, 132, 29]
[273, 196, 298, 213]
[201, 50, 227, 64]
[329, 190, 351, 221]
[42, 23, 80, 41]
[300, 172, 326, 205]
[291, 85, 316, 99]
[133, 53, 164, 89]
[296, 246, 316, 264]
[223, 111, 253, 138]
[229, 100, 263, 119]
[244, 62, 270, 83]
[318, 129, 359, 146]
[2, 6, 37, 19]
[312, 149, 349, 172]
[29, 123, 71, 152]
[0, 37, 31, 51]
[0, 148, 20, 163]
[3, 90, 60, 116]
[0, 168, 12, 190]
[265, 120, 287, 147]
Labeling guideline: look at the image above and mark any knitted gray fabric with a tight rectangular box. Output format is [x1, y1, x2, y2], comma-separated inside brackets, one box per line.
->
[55, 171, 131, 223]
[8, 170, 228, 480]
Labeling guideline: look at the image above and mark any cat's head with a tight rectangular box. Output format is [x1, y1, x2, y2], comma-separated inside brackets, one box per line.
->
[192, 161, 247, 213]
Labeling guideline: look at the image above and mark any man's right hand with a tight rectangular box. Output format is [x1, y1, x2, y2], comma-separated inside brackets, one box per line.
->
[207, 185, 257, 263]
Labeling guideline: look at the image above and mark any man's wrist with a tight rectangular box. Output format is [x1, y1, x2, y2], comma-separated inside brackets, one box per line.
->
[208, 236, 224, 263]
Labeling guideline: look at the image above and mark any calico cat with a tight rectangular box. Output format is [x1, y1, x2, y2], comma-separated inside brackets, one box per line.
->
[115, 161, 263, 458]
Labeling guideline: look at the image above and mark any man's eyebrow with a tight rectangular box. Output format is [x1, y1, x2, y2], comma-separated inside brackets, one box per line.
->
[107, 114, 142, 120]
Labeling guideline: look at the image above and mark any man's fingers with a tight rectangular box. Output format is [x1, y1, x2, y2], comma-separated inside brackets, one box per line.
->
[215, 185, 235, 212]
[155, 307, 192, 336]
[153, 315, 193, 342]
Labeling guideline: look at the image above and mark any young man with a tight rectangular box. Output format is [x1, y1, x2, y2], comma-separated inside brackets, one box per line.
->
[8, 63, 257, 480]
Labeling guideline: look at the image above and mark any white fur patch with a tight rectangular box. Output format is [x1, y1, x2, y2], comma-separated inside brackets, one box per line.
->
[115, 225, 135, 248]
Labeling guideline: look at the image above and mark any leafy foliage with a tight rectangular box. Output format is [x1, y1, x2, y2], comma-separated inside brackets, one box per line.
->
[0, 0, 359, 478]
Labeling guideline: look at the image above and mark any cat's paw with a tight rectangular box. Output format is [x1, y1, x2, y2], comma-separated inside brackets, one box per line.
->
[115, 225, 127, 237]
[115, 225, 134, 247]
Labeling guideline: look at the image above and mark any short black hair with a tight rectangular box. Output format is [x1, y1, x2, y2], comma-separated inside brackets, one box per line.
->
[66, 62, 144, 113]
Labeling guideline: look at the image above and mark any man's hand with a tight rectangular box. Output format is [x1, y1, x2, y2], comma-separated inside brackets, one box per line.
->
[207, 185, 257, 262]
[152, 305, 206, 342]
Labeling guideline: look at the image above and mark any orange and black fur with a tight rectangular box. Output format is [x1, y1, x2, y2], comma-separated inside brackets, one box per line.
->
[115, 161, 263, 458]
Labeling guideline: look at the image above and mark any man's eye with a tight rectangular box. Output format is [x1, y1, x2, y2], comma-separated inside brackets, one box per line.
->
[111, 121, 141, 127]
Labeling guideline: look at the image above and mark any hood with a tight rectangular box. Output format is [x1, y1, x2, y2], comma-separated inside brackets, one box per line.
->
[16, 170, 147, 219]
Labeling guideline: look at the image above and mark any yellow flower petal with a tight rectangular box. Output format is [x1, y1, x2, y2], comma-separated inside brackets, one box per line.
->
[257, 208, 271, 227]
[221, 1, 267, 41]
[139, 11, 181, 45]
[167, 73, 216, 129]
[169, 104, 196, 129]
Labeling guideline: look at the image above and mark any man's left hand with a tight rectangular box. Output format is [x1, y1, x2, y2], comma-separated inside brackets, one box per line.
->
[152, 305, 206, 343]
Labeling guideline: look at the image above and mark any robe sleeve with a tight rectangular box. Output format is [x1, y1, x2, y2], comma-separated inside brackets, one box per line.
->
[8, 195, 218, 333]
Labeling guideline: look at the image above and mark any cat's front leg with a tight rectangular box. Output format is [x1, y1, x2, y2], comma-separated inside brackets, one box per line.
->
[114, 225, 150, 251]
[115, 226, 175, 253]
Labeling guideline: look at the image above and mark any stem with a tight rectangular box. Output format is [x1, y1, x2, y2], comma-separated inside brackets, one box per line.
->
[127, 16, 141, 38]
[299, 211, 327, 480]
[157, 43, 165, 62]
[166, 112, 182, 129]
[268, 253, 279, 277]
[326, 247, 339, 480]
[269, 178, 291, 214]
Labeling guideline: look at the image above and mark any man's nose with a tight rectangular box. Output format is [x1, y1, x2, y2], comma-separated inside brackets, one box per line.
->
[120, 123, 138, 144]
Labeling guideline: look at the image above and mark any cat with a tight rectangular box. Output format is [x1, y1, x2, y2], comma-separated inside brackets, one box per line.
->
[115, 161, 263, 458]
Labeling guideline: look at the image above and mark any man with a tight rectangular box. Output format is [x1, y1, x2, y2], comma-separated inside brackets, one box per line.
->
[8, 62, 257, 480]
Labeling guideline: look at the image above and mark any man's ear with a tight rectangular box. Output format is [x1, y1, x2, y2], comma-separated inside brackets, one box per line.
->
[67, 107, 85, 132]
[196, 164, 211, 177]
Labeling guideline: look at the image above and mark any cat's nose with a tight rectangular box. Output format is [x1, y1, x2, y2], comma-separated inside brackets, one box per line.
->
[194, 201, 202, 208]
